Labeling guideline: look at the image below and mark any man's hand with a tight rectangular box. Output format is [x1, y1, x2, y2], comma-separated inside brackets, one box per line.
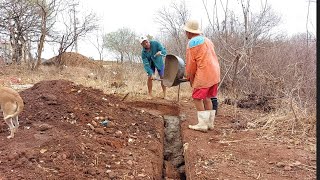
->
[149, 74, 156, 80]
[155, 51, 163, 57]
[152, 74, 156, 80]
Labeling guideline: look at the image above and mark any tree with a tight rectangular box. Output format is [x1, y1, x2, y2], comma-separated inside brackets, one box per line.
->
[103, 27, 140, 63]
[88, 28, 105, 61]
[0, 0, 62, 69]
[52, 1, 98, 67]
[0, 0, 41, 64]
[201, 0, 280, 92]
[33, 0, 60, 70]
[155, 0, 190, 58]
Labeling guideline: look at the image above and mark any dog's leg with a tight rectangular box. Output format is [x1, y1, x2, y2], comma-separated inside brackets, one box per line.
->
[5, 118, 15, 139]
[12, 116, 19, 133]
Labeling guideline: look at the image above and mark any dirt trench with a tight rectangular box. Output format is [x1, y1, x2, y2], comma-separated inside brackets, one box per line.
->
[127, 101, 186, 179]
[163, 115, 186, 179]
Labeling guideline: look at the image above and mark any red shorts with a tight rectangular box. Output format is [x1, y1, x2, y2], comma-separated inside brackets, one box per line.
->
[192, 84, 218, 99]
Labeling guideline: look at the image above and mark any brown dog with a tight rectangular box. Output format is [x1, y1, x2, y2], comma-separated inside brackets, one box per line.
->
[0, 87, 24, 139]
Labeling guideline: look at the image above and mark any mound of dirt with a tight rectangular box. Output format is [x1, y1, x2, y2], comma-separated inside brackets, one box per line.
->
[43, 52, 100, 69]
[0, 80, 165, 179]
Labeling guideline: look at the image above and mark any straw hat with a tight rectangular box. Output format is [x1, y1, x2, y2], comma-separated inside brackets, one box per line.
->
[183, 20, 202, 34]
[139, 36, 148, 44]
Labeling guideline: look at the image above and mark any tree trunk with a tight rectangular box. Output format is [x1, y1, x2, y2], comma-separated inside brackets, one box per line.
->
[35, 14, 47, 70]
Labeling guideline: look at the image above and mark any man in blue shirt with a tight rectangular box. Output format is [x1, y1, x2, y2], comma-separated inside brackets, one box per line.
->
[139, 36, 167, 99]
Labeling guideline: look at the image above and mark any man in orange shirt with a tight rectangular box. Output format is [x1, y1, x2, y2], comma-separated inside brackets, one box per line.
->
[183, 20, 221, 132]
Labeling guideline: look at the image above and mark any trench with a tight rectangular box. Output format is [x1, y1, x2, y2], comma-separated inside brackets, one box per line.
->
[127, 101, 186, 179]
[163, 115, 186, 180]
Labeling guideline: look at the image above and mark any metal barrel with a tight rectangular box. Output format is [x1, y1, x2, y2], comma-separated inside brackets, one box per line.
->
[163, 54, 186, 87]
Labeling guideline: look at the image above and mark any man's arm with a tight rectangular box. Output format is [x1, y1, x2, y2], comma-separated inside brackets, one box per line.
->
[155, 41, 167, 56]
[142, 53, 153, 76]
[185, 49, 196, 86]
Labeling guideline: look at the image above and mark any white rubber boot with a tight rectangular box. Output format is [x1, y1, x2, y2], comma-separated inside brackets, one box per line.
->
[207, 110, 216, 130]
[188, 111, 210, 132]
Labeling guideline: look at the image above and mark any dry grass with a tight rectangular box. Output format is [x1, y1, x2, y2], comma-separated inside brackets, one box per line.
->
[255, 98, 316, 141]
[0, 62, 193, 102]
[217, 93, 315, 147]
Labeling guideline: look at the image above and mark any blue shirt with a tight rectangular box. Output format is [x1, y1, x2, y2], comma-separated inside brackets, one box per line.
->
[141, 40, 167, 76]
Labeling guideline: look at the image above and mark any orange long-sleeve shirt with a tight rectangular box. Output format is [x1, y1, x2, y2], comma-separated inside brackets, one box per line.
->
[185, 35, 220, 88]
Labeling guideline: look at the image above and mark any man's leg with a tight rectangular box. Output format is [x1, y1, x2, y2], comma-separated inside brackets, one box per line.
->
[160, 75, 167, 99]
[204, 97, 213, 110]
[207, 85, 218, 129]
[147, 62, 156, 99]
[188, 90, 209, 132]
[189, 98, 209, 132]
[194, 98, 205, 111]
[159, 67, 167, 99]
[147, 76, 153, 99]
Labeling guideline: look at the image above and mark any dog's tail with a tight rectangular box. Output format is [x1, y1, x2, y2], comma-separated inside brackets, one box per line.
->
[4, 97, 24, 120]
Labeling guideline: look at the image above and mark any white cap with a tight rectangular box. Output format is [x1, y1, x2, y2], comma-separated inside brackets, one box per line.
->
[139, 36, 148, 44]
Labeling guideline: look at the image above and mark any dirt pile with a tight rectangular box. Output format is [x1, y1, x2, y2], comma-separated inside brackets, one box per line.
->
[0, 80, 164, 179]
[43, 52, 100, 69]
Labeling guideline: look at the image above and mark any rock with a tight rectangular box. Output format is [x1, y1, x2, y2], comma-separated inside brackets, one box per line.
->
[284, 165, 292, 171]
[94, 116, 105, 120]
[40, 149, 47, 154]
[38, 124, 53, 131]
[107, 170, 117, 179]
[115, 130, 122, 137]
[276, 162, 285, 167]
[25, 150, 36, 160]
[127, 160, 133, 165]
[61, 153, 67, 159]
[138, 173, 146, 177]
[94, 128, 105, 135]
[87, 123, 95, 130]
[247, 122, 256, 128]
[91, 120, 98, 127]
[8, 152, 19, 161]
[39, 94, 57, 101]
[87, 73, 97, 80]
[106, 121, 115, 127]
[291, 161, 301, 167]
[86, 168, 97, 175]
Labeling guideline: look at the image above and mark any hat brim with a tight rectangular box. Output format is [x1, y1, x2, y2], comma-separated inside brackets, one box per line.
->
[183, 26, 202, 34]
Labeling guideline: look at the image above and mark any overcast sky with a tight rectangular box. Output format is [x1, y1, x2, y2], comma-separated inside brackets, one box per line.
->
[42, 0, 316, 60]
